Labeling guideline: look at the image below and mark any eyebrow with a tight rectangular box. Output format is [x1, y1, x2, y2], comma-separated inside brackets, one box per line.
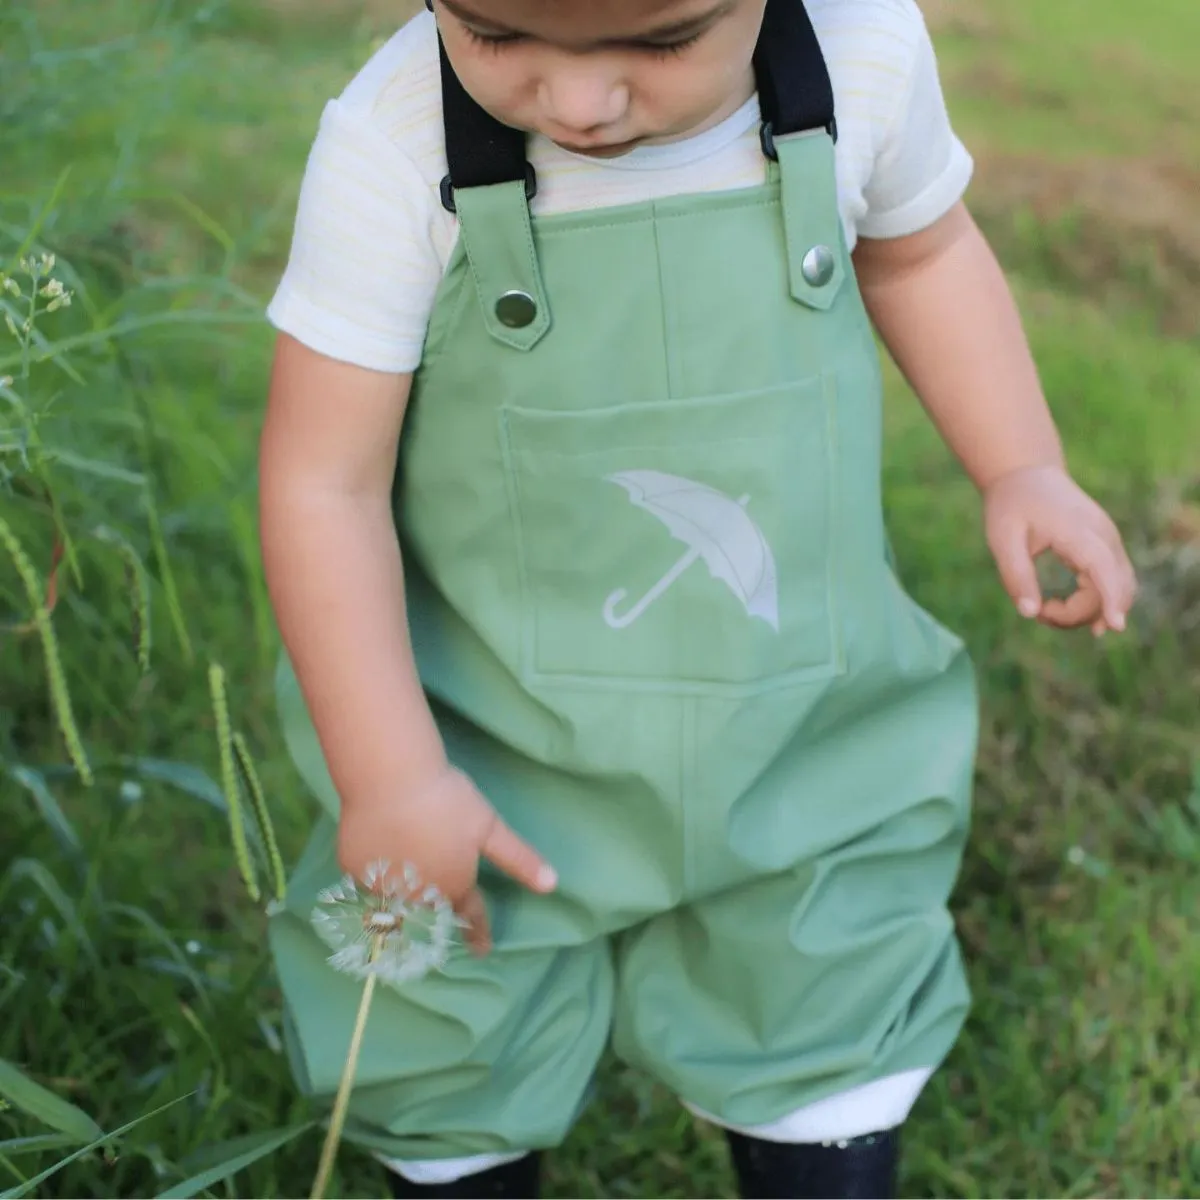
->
[438, 0, 737, 44]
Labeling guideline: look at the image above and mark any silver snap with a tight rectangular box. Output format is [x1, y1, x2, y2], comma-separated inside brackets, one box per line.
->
[800, 245, 836, 287]
[495, 290, 537, 328]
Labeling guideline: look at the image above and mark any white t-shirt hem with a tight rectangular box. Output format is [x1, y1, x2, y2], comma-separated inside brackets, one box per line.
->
[267, 287, 423, 374]
[857, 142, 974, 241]
[684, 1066, 934, 1143]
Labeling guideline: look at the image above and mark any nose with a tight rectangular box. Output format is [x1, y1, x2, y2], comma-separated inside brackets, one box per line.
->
[538, 61, 628, 135]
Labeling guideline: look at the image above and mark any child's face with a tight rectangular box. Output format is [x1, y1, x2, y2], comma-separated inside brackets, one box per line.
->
[435, 0, 767, 157]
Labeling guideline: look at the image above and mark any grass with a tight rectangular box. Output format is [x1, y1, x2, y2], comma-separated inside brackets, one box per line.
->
[1, 0, 1198, 1196]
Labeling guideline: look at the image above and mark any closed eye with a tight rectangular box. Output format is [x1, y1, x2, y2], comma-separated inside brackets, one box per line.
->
[461, 26, 709, 56]
[638, 32, 706, 56]
[463, 26, 526, 50]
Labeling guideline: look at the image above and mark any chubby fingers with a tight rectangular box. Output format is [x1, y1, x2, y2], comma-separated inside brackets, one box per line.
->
[1047, 528, 1135, 632]
[460, 816, 558, 956]
[457, 887, 492, 956]
[481, 813, 558, 895]
[991, 512, 1137, 632]
[988, 516, 1044, 620]
[1039, 577, 1103, 630]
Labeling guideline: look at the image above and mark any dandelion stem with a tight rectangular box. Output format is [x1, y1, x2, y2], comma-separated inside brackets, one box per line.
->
[310, 934, 384, 1200]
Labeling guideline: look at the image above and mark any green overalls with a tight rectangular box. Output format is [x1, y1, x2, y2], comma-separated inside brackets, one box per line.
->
[268, 0, 979, 1168]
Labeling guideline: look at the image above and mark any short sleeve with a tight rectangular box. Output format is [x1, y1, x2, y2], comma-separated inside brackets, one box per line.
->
[266, 99, 444, 374]
[856, 16, 974, 240]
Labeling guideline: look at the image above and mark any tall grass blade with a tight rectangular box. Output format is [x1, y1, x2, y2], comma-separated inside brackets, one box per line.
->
[154, 1122, 314, 1199]
[0, 1060, 101, 1144]
[122, 756, 226, 812]
[4, 763, 82, 860]
[0, 1092, 195, 1199]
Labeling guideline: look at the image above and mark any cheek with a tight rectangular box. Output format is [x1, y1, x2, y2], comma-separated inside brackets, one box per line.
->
[633, 59, 737, 121]
[441, 34, 533, 114]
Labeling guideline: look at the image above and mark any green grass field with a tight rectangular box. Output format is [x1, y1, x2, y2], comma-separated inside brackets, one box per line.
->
[2, 1, 1198, 1196]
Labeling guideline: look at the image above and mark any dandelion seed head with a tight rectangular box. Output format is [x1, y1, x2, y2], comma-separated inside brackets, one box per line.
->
[1067, 845, 1086, 866]
[311, 858, 461, 988]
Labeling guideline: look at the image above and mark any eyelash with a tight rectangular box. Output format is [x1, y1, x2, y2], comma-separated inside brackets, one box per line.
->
[463, 26, 705, 58]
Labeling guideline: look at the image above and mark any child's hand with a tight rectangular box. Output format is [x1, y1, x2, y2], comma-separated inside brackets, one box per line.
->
[983, 464, 1137, 635]
[337, 765, 557, 955]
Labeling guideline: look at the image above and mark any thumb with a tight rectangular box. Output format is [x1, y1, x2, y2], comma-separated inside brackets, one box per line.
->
[480, 815, 558, 894]
[989, 515, 1042, 619]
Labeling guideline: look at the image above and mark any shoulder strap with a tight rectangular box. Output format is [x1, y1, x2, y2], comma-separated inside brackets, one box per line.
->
[433, 0, 836, 209]
[753, 0, 837, 159]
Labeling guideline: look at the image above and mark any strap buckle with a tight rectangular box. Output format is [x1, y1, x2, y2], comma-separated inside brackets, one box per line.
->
[760, 118, 838, 161]
[439, 162, 538, 214]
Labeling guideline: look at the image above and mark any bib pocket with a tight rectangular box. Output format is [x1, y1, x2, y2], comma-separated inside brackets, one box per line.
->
[498, 375, 846, 696]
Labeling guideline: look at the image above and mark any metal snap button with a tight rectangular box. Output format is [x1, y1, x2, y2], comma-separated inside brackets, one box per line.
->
[495, 290, 537, 328]
[800, 245, 836, 287]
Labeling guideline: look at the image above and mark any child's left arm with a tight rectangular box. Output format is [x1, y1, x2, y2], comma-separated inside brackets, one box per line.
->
[853, 201, 1138, 636]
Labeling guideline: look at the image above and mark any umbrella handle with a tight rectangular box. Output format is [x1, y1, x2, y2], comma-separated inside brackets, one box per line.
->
[603, 546, 701, 630]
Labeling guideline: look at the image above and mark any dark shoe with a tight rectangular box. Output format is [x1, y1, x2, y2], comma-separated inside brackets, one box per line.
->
[386, 1152, 542, 1198]
[725, 1128, 899, 1199]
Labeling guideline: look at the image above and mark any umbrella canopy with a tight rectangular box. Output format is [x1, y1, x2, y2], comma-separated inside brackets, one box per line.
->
[604, 469, 780, 631]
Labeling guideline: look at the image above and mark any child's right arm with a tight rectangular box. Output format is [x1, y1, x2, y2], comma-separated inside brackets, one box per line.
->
[259, 334, 557, 951]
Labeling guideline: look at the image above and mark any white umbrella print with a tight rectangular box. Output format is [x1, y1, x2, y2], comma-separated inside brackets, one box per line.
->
[603, 470, 779, 631]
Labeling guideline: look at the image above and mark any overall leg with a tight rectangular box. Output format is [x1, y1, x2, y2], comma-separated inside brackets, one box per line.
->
[614, 834, 964, 1199]
[269, 820, 613, 1197]
[611, 643, 976, 1198]
[612, 663, 975, 1199]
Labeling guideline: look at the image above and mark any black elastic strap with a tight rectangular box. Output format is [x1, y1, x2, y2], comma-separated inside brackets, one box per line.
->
[753, 0, 838, 157]
[432, 0, 836, 208]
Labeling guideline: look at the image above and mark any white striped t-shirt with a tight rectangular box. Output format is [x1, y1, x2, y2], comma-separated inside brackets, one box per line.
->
[267, 0, 973, 374]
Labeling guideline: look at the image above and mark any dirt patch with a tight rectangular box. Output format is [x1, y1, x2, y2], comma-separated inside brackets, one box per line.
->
[918, 0, 1002, 39]
[970, 153, 1200, 337]
[1131, 479, 1200, 647]
[261, 0, 422, 22]
[948, 59, 1074, 113]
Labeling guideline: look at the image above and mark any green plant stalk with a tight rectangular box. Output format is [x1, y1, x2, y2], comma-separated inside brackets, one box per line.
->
[144, 485, 193, 664]
[232, 732, 286, 903]
[92, 525, 152, 673]
[119, 539, 151, 673]
[0, 512, 92, 785]
[309, 935, 384, 1200]
[18, 259, 39, 383]
[207, 662, 258, 902]
[126, 550, 152, 674]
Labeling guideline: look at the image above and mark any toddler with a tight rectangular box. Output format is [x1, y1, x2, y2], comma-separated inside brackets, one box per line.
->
[259, 0, 1138, 1195]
